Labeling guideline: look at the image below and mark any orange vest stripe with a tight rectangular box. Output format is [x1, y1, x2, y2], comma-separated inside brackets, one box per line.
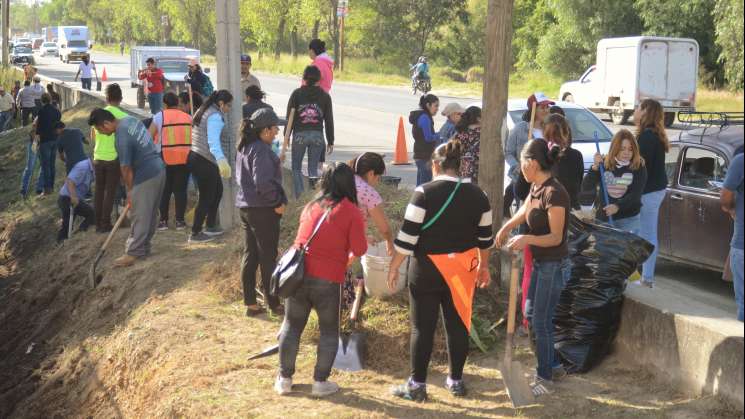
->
[160, 109, 192, 165]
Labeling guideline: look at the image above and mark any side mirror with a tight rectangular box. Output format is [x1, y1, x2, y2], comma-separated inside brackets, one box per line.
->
[204, 68, 211, 74]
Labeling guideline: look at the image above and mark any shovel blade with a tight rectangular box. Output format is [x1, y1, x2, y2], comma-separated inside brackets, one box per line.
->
[499, 359, 535, 408]
[248, 344, 280, 361]
[333, 333, 366, 372]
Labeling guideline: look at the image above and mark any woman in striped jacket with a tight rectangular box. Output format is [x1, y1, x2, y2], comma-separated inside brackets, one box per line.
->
[387, 140, 494, 401]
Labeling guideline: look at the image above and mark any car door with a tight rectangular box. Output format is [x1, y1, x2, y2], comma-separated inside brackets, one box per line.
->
[658, 144, 682, 257]
[669, 146, 732, 269]
[576, 67, 597, 105]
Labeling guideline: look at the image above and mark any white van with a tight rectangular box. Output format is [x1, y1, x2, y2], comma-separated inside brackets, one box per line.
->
[559, 36, 699, 127]
[57, 26, 89, 63]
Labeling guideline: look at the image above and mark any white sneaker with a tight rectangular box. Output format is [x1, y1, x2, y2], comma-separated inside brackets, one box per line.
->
[274, 375, 292, 395]
[312, 380, 340, 397]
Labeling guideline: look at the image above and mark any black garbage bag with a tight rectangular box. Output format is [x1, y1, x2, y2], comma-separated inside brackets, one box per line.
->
[554, 215, 654, 373]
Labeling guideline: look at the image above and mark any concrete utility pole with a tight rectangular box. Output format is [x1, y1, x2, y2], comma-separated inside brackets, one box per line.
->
[215, 0, 242, 229]
[1, 0, 9, 67]
[480, 0, 514, 281]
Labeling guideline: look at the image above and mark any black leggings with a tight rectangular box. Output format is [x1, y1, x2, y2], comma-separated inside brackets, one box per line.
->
[187, 152, 222, 234]
[160, 164, 190, 223]
[409, 284, 469, 383]
[240, 207, 281, 308]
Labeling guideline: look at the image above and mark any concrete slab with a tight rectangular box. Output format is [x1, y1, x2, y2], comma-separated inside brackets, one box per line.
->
[615, 283, 744, 409]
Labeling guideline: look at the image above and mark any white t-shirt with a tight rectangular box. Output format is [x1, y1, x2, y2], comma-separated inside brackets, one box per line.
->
[79, 61, 96, 79]
[151, 111, 164, 152]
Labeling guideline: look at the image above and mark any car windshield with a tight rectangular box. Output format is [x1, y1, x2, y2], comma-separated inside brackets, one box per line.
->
[14, 47, 32, 54]
[68, 40, 87, 48]
[43, 43, 56, 47]
[509, 108, 612, 142]
[158, 60, 189, 73]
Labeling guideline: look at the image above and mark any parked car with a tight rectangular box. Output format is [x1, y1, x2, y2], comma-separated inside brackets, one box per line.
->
[130, 46, 201, 109]
[10, 46, 35, 65]
[14, 38, 32, 49]
[658, 112, 744, 272]
[40, 42, 59, 57]
[559, 36, 699, 128]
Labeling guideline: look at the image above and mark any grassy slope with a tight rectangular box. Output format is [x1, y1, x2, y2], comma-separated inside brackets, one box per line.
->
[0, 99, 741, 417]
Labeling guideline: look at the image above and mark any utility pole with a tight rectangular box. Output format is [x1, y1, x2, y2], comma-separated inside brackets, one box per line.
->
[480, 0, 514, 282]
[1, 0, 9, 67]
[337, 0, 347, 71]
[215, 0, 241, 229]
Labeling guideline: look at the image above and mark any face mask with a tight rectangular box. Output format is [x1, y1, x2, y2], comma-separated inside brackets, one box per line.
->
[615, 157, 631, 167]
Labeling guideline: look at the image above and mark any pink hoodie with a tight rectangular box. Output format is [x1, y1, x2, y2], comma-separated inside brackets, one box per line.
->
[311, 53, 334, 93]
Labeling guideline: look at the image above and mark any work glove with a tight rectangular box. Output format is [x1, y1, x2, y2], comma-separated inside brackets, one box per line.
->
[217, 158, 231, 179]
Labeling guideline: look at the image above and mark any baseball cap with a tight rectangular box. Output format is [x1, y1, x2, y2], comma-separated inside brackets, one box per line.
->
[527, 92, 555, 109]
[441, 103, 465, 117]
[188, 58, 199, 67]
[240, 54, 252, 64]
[250, 108, 281, 130]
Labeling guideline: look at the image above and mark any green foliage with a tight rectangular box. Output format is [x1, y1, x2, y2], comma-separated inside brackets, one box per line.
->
[713, 0, 744, 91]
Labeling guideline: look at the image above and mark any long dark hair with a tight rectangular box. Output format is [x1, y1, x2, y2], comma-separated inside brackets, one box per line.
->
[637, 98, 670, 152]
[237, 119, 263, 152]
[193, 90, 233, 126]
[348, 152, 385, 177]
[316, 163, 358, 206]
[456, 106, 481, 133]
[419, 94, 439, 114]
[521, 139, 561, 172]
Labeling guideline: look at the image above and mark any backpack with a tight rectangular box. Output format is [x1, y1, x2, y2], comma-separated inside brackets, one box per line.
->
[202, 75, 214, 96]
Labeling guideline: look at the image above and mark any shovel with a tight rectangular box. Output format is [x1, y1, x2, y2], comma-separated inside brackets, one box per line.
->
[499, 252, 535, 408]
[333, 283, 366, 372]
[67, 204, 75, 239]
[89, 204, 129, 289]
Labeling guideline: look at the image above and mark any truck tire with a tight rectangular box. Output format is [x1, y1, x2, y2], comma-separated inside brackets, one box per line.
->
[137, 87, 146, 109]
[664, 112, 676, 128]
[563, 93, 575, 103]
[610, 101, 632, 125]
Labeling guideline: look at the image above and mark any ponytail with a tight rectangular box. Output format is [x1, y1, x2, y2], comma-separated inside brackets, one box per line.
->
[193, 89, 233, 126]
[521, 139, 561, 172]
[237, 118, 263, 152]
[348, 152, 385, 177]
[432, 140, 463, 172]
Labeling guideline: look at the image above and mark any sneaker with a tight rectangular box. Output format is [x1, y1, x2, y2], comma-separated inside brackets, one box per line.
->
[274, 375, 293, 396]
[204, 227, 224, 237]
[641, 280, 655, 289]
[552, 365, 568, 382]
[175, 220, 188, 231]
[188, 232, 216, 244]
[445, 379, 467, 397]
[391, 381, 428, 402]
[530, 376, 554, 397]
[157, 221, 169, 231]
[245, 305, 263, 317]
[312, 380, 340, 397]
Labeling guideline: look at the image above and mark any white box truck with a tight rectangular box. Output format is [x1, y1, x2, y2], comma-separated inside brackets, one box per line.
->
[130, 46, 201, 109]
[57, 26, 89, 63]
[559, 36, 699, 127]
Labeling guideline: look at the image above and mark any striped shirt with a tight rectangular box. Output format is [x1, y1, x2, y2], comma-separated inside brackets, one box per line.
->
[395, 175, 494, 290]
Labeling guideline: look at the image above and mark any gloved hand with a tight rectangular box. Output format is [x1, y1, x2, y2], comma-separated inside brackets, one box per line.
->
[217, 159, 231, 179]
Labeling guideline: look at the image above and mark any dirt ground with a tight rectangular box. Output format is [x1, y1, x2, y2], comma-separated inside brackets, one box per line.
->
[0, 103, 742, 418]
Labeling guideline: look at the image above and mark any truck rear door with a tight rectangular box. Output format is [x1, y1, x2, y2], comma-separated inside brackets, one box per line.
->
[667, 41, 698, 104]
[639, 41, 668, 101]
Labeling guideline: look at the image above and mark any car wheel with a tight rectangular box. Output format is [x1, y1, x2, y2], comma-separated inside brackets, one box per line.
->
[611, 101, 632, 125]
[563, 93, 575, 103]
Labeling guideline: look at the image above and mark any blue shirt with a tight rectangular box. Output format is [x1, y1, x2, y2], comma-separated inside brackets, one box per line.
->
[207, 112, 226, 161]
[115, 116, 164, 185]
[57, 128, 88, 174]
[724, 153, 744, 250]
[60, 159, 94, 198]
[438, 120, 457, 145]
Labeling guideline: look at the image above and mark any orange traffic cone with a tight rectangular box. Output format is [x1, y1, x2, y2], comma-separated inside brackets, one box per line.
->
[393, 117, 411, 165]
[101, 67, 108, 82]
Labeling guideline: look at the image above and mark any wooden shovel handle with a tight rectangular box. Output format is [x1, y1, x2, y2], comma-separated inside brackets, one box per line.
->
[350, 283, 364, 321]
[284, 108, 296, 145]
[101, 205, 130, 252]
[528, 102, 538, 141]
[507, 253, 520, 335]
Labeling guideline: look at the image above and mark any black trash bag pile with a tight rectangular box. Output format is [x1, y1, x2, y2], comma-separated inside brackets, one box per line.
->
[554, 214, 654, 374]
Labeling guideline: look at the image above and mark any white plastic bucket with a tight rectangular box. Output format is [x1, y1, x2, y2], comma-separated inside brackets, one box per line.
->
[362, 242, 408, 297]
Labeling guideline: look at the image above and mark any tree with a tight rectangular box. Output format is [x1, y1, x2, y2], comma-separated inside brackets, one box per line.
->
[713, 0, 744, 91]
[161, 0, 216, 51]
[481, 0, 513, 282]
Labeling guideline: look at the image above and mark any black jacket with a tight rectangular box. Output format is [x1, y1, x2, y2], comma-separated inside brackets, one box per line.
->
[638, 128, 668, 194]
[553, 147, 584, 210]
[409, 110, 436, 160]
[286, 86, 334, 146]
[582, 163, 648, 222]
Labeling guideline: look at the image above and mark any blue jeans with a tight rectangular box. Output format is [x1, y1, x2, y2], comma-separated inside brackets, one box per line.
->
[415, 159, 432, 186]
[639, 190, 666, 284]
[611, 213, 641, 236]
[291, 130, 325, 198]
[0, 110, 12, 132]
[525, 257, 571, 381]
[20, 141, 42, 196]
[148, 92, 164, 114]
[731, 247, 744, 322]
[81, 78, 92, 90]
[38, 140, 57, 192]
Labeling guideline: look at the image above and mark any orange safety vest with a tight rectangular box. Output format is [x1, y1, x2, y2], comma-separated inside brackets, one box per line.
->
[156, 109, 192, 166]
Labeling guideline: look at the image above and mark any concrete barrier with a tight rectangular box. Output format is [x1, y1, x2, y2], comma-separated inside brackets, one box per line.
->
[615, 287, 744, 409]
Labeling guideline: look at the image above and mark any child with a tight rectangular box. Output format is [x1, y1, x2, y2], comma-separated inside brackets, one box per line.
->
[58, 158, 95, 243]
[581, 129, 648, 235]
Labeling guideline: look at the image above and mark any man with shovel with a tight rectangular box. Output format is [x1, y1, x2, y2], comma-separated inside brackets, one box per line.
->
[88, 109, 165, 267]
[57, 157, 95, 243]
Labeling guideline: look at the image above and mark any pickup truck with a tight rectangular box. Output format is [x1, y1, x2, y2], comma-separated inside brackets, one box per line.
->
[559, 36, 699, 127]
[130, 46, 201, 109]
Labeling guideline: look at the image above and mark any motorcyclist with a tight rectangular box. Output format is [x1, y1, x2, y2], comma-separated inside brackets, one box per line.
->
[410, 56, 431, 93]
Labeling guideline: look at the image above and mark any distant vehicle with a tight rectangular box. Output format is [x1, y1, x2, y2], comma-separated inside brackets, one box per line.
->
[32, 38, 44, 50]
[658, 112, 744, 272]
[130, 46, 201, 109]
[57, 26, 89, 63]
[42, 26, 58, 42]
[10, 46, 35, 65]
[559, 36, 699, 128]
[14, 38, 32, 49]
[40, 42, 59, 57]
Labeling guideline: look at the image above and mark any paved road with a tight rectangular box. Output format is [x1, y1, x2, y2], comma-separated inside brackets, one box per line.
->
[27, 51, 738, 319]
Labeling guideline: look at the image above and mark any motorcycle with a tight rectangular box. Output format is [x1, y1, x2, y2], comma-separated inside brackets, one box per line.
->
[410, 69, 432, 95]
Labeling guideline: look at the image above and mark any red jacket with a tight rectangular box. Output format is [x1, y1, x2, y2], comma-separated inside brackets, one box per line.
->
[294, 198, 367, 283]
[139, 68, 165, 94]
